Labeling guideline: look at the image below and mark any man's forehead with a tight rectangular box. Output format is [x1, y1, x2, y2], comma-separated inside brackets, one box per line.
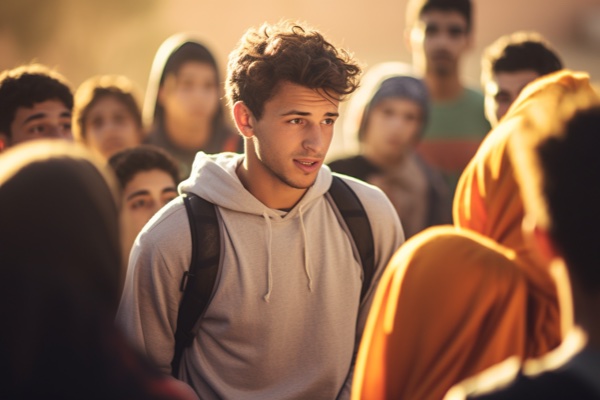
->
[419, 10, 468, 26]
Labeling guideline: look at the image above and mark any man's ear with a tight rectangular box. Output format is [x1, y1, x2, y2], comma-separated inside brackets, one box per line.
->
[233, 101, 255, 138]
[0, 132, 9, 152]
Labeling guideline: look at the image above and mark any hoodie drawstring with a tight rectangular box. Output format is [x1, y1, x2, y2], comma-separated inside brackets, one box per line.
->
[262, 212, 273, 302]
[299, 206, 313, 291]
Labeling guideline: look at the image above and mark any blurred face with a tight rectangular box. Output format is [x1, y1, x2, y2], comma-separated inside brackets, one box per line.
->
[410, 10, 471, 76]
[159, 61, 219, 128]
[244, 81, 339, 191]
[363, 98, 423, 164]
[84, 95, 142, 160]
[7, 99, 72, 146]
[120, 169, 177, 256]
[484, 69, 540, 126]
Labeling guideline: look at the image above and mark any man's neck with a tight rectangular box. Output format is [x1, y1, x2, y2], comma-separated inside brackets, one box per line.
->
[236, 157, 307, 210]
[424, 72, 464, 102]
[165, 118, 211, 151]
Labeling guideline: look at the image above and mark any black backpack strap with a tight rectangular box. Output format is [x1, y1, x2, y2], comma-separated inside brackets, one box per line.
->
[328, 175, 375, 302]
[171, 193, 221, 378]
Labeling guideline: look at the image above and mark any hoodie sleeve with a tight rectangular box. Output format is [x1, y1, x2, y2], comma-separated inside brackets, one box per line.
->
[335, 177, 405, 399]
[116, 200, 191, 375]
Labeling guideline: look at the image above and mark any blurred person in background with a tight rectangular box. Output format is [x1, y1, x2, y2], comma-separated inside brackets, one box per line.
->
[481, 31, 563, 127]
[73, 74, 145, 161]
[329, 73, 451, 238]
[406, 0, 490, 198]
[0, 140, 197, 399]
[143, 34, 241, 179]
[108, 145, 179, 270]
[0, 63, 73, 151]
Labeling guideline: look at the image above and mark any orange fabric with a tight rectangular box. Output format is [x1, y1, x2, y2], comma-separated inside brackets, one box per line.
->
[452, 70, 596, 358]
[352, 226, 528, 400]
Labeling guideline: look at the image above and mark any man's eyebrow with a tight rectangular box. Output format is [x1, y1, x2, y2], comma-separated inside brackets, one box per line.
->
[23, 110, 72, 124]
[280, 110, 339, 117]
[23, 113, 46, 124]
[280, 110, 310, 117]
[126, 190, 150, 201]
[162, 187, 177, 194]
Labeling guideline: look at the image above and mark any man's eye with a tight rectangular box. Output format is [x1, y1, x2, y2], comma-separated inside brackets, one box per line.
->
[289, 118, 302, 124]
[448, 25, 466, 38]
[322, 118, 335, 125]
[425, 24, 439, 35]
[131, 199, 147, 209]
[29, 125, 46, 135]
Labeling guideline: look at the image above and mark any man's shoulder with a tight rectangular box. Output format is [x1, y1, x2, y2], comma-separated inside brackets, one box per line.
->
[331, 173, 397, 217]
[328, 156, 379, 182]
[463, 86, 485, 102]
[137, 196, 189, 245]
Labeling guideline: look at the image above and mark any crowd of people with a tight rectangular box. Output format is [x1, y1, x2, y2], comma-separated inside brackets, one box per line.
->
[1, 0, 599, 398]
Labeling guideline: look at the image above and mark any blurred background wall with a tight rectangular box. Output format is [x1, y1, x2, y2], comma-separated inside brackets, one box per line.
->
[1, 0, 599, 154]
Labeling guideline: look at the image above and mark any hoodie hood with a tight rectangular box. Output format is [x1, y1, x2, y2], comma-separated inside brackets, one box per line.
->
[179, 152, 333, 219]
[179, 152, 335, 301]
[142, 32, 220, 130]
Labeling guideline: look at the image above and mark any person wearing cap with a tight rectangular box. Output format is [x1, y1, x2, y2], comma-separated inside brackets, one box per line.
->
[329, 74, 451, 238]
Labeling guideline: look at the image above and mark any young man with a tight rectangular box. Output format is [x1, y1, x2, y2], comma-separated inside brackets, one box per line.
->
[108, 145, 179, 270]
[446, 74, 600, 399]
[406, 0, 490, 195]
[0, 63, 73, 151]
[481, 31, 563, 127]
[329, 74, 451, 238]
[116, 21, 404, 399]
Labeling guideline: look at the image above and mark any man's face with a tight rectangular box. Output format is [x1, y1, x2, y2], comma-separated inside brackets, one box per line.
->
[8, 99, 72, 146]
[246, 81, 339, 191]
[119, 168, 177, 254]
[363, 98, 423, 163]
[84, 95, 142, 160]
[484, 69, 540, 126]
[158, 61, 219, 129]
[410, 10, 471, 76]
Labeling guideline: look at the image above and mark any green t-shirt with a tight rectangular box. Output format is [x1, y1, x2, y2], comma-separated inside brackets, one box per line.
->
[417, 87, 491, 194]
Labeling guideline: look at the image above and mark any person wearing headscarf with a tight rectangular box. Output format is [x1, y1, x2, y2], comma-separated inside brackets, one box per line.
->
[0, 140, 197, 399]
[329, 72, 451, 238]
[453, 70, 597, 358]
[352, 226, 528, 400]
[143, 33, 241, 179]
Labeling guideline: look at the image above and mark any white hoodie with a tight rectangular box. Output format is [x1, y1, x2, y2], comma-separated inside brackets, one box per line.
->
[116, 152, 404, 399]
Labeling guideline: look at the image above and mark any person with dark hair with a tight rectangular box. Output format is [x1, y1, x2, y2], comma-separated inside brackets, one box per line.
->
[481, 31, 563, 126]
[109, 144, 179, 271]
[445, 72, 600, 399]
[143, 33, 241, 178]
[329, 72, 451, 238]
[73, 74, 144, 161]
[116, 20, 404, 399]
[0, 63, 73, 150]
[405, 0, 490, 198]
[0, 140, 197, 399]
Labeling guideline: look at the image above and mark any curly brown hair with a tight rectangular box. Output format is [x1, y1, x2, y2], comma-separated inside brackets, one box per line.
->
[225, 21, 361, 120]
